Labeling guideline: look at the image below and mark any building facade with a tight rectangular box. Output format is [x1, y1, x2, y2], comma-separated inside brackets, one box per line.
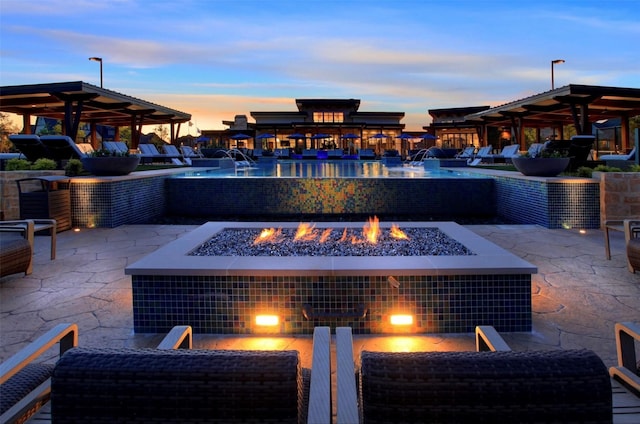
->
[204, 99, 422, 156]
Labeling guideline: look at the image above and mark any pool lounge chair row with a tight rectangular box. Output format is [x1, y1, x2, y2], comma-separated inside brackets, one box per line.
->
[1, 325, 331, 424]
[8, 134, 94, 165]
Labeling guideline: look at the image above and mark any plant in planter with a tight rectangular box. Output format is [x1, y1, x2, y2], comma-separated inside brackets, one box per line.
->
[81, 148, 140, 176]
[511, 149, 570, 177]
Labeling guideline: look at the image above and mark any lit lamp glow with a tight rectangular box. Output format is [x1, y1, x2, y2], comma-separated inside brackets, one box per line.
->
[390, 314, 414, 326]
[255, 314, 279, 326]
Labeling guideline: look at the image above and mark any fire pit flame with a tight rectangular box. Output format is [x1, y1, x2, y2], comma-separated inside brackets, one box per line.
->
[253, 227, 283, 244]
[253, 216, 409, 245]
[295, 222, 317, 241]
[362, 216, 380, 244]
[391, 224, 409, 240]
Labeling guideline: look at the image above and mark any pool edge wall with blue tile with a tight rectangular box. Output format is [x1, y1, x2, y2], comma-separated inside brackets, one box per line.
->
[70, 175, 167, 228]
[493, 175, 599, 229]
[66, 168, 600, 229]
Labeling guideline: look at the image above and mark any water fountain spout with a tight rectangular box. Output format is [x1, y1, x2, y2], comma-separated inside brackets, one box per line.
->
[224, 148, 257, 168]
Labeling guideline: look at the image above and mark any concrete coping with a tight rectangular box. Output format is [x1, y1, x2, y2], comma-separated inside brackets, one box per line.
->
[125, 221, 537, 277]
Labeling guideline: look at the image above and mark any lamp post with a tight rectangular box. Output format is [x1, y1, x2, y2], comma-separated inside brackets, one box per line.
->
[551, 59, 565, 90]
[88, 57, 103, 88]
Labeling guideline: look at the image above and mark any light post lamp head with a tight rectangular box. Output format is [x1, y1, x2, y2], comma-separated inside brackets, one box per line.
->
[550, 59, 565, 90]
[88, 57, 103, 88]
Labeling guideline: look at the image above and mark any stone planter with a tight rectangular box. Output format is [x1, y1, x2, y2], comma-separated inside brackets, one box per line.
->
[511, 157, 570, 177]
[81, 156, 141, 176]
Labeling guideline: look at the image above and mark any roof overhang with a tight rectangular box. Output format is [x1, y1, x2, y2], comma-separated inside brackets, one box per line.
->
[0, 81, 192, 127]
[465, 84, 640, 128]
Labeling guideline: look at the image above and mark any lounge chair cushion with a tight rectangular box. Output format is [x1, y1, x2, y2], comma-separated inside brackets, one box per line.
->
[52, 347, 303, 423]
[0, 236, 32, 278]
[627, 237, 640, 273]
[359, 349, 612, 424]
[0, 363, 54, 415]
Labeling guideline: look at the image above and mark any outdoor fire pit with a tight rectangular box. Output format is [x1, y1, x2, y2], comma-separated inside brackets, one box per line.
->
[125, 221, 536, 335]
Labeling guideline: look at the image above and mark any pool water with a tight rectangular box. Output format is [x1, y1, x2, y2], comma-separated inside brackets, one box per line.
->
[176, 160, 472, 179]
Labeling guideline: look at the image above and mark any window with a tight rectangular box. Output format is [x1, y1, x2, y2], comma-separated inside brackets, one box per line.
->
[313, 112, 343, 123]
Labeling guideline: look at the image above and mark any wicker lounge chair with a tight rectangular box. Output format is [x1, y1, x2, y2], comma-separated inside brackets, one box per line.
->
[50, 325, 331, 423]
[0, 219, 37, 277]
[609, 322, 640, 396]
[622, 219, 640, 272]
[8, 134, 51, 162]
[336, 326, 613, 424]
[0, 323, 78, 424]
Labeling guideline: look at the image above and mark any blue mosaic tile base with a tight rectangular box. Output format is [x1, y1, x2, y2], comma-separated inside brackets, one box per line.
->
[131, 274, 532, 334]
[494, 176, 600, 229]
[166, 178, 496, 218]
[70, 176, 166, 228]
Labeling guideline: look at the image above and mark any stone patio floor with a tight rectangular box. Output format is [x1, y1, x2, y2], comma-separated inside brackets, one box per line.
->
[1, 223, 639, 371]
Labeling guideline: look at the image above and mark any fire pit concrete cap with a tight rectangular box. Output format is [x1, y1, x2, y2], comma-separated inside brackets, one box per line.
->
[125, 222, 537, 277]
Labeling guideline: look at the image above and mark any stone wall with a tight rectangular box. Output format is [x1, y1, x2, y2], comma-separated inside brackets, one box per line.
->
[0, 170, 65, 220]
[599, 172, 640, 226]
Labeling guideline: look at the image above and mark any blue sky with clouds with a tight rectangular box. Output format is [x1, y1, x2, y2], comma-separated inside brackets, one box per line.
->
[1, 0, 638, 133]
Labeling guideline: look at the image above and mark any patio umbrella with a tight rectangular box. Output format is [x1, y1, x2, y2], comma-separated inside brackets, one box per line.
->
[421, 133, 437, 140]
[341, 133, 360, 139]
[287, 133, 306, 139]
[230, 133, 251, 140]
[195, 136, 210, 143]
[371, 133, 387, 139]
[396, 133, 414, 139]
[311, 133, 331, 139]
[256, 133, 275, 140]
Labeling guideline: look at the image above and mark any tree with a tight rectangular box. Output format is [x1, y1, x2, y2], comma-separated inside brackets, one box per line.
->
[118, 127, 132, 144]
[154, 124, 169, 143]
[631, 115, 640, 135]
[0, 113, 20, 152]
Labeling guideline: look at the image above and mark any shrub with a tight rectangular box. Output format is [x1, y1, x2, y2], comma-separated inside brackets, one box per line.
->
[576, 166, 593, 178]
[628, 164, 640, 172]
[65, 158, 83, 176]
[89, 148, 129, 157]
[31, 158, 57, 170]
[593, 164, 623, 172]
[5, 158, 32, 170]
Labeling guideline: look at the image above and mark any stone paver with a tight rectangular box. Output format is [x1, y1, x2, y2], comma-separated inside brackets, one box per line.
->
[1, 223, 639, 369]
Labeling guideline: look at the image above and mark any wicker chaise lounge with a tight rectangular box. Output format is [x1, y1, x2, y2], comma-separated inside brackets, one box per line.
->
[336, 326, 613, 424]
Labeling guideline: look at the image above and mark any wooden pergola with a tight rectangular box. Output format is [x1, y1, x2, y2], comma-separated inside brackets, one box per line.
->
[0, 81, 192, 148]
[465, 84, 640, 151]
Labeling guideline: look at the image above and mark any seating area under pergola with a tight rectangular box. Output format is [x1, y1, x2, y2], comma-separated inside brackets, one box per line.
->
[464, 84, 640, 152]
[0, 81, 191, 148]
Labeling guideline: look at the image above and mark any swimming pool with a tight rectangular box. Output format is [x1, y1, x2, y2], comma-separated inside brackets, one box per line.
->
[176, 160, 475, 179]
[166, 160, 496, 219]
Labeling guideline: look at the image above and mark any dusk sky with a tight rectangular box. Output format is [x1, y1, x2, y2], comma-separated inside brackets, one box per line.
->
[1, 0, 638, 134]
